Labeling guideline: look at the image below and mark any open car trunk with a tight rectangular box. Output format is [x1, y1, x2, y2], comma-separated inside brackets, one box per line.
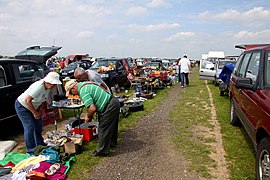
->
[15, 46, 62, 64]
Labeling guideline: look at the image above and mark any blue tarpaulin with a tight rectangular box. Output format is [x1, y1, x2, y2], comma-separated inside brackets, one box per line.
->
[219, 63, 235, 85]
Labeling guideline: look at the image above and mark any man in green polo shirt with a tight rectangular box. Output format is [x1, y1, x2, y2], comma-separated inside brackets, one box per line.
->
[65, 79, 120, 156]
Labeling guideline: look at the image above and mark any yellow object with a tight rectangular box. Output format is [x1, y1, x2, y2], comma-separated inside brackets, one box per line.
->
[12, 156, 47, 172]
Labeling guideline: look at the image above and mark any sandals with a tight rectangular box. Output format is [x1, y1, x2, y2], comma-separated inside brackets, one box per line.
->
[45, 163, 61, 176]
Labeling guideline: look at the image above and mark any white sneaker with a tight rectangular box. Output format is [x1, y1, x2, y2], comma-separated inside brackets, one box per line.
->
[181, 86, 184, 88]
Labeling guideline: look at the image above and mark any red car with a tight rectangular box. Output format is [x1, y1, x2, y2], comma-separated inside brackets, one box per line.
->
[229, 44, 270, 180]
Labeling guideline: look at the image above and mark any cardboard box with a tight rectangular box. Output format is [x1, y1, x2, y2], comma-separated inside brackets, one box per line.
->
[64, 136, 83, 154]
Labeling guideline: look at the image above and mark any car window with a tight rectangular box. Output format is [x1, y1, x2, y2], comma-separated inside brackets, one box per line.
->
[238, 53, 252, 78]
[233, 54, 243, 75]
[265, 50, 270, 87]
[201, 60, 214, 69]
[35, 64, 46, 78]
[0, 66, 7, 87]
[117, 61, 124, 70]
[245, 52, 260, 83]
[12, 63, 40, 83]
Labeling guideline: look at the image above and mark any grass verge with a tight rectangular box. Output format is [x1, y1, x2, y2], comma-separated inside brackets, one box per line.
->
[208, 83, 256, 179]
[169, 67, 256, 179]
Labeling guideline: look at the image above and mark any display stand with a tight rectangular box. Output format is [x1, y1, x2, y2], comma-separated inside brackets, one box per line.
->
[51, 99, 84, 133]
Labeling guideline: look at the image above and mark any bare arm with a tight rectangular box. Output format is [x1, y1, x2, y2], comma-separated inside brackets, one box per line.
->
[25, 95, 41, 119]
[85, 104, 96, 122]
[189, 64, 192, 73]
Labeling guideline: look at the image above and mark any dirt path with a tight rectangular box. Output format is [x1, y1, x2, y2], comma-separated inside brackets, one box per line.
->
[88, 84, 200, 180]
[205, 80, 229, 179]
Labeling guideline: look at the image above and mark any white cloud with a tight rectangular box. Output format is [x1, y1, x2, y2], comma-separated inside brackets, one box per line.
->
[128, 23, 180, 32]
[76, 31, 94, 39]
[0, 26, 9, 32]
[198, 6, 270, 23]
[147, 0, 170, 8]
[165, 32, 195, 42]
[126, 6, 148, 16]
[234, 30, 270, 39]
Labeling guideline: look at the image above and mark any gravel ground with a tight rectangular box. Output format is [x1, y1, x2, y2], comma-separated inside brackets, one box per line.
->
[88, 84, 200, 180]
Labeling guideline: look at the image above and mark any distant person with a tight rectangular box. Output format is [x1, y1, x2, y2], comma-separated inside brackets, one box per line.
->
[74, 67, 111, 94]
[179, 54, 192, 88]
[59, 59, 65, 69]
[15, 72, 62, 155]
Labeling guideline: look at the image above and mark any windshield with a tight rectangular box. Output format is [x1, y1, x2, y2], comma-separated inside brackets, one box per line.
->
[17, 47, 57, 56]
[91, 60, 117, 68]
[145, 62, 160, 67]
[67, 62, 79, 68]
[218, 60, 236, 69]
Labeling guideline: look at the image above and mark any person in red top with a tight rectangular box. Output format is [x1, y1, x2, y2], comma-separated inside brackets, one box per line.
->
[59, 59, 65, 69]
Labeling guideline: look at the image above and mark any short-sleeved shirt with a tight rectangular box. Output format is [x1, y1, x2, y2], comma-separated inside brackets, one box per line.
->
[78, 82, 111, 113]
[17, 79, 49, 110]
[86, 70, 110, 93]
[179, 58, 191, 73]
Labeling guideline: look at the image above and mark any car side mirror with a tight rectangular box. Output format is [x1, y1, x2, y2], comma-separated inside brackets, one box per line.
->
[235, 78, 256, 91]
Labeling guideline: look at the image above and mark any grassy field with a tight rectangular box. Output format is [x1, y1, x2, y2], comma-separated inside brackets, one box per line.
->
[169, 67, 256, 179]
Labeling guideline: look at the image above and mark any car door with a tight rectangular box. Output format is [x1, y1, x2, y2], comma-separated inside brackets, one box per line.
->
[116, 60, 127, 86]
[238, 51, 262, 140]
[199, 60, 216, 81]
[0, 64, 15, 121]
[231, 52, 252, 115]
[0, 61, 46, 122]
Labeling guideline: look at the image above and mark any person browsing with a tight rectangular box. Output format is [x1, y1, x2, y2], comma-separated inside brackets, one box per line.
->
[15, 72, 62, 155]
[65, 79, 120, 156]
[74, 67, 110, 94]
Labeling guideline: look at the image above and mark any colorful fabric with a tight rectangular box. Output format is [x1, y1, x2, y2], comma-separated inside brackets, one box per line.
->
[11, 156, 46, 173]
[41, 147, 61, 164]
[0, 152, 28, 166]
[33, 161, 67, 180]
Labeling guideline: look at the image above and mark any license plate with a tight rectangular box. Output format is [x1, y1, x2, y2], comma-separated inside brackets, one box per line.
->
[62, 73, 67, 75]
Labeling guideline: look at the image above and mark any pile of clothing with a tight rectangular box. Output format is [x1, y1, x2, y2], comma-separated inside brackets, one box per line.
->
[0, 147, 75, 179]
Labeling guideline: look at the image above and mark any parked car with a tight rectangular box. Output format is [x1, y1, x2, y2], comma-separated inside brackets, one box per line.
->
[59, 60, 92, 79]
[0, 59, 48, 122]
[214, 59, 237, 86]
[90, 58, 131, 90]
[199, 59, 215, 81]
[229, 44, 270, 179]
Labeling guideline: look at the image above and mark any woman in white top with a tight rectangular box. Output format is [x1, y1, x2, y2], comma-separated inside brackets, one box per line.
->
[15, 72, 62, 154]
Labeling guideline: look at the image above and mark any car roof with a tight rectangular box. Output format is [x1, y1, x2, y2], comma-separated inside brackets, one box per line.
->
[235, 44, 270, 50]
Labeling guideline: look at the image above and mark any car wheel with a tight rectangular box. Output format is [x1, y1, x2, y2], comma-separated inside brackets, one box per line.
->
[230, 99, 240, 126]
[256, 137, 270, 180]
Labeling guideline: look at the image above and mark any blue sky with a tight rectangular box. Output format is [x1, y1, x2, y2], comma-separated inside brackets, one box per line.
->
[0, 0, 270, 59]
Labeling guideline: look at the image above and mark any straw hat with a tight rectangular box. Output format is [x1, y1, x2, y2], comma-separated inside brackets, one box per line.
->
[65, 79, 77, 97]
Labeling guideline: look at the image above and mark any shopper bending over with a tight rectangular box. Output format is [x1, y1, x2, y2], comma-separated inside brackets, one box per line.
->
[65, 79, 120, 156]
[15, 72, 62, 154]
